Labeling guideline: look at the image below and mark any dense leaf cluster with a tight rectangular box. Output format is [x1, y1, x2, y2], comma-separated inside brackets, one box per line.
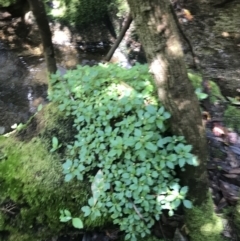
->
[49, 63, 197, 240]
[46, 0, 112, 26]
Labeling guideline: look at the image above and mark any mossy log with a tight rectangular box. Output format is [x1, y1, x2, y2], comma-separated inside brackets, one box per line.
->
[0, 104, 110, 241]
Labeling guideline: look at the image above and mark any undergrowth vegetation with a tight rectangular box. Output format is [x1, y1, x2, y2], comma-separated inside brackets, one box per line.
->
[224, 105, 240, 130]
[188, 71, 222, 103]
[44, 0, 112, 26]
[0, 133, 97, 241]
[49, 63, 198, 240]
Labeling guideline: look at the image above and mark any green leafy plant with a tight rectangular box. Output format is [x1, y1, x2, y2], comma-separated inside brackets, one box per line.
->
[60, 209, 83, 229]
[224, 105, 240, 130]
[226, 96, 240, 106]
[49, 63, 197, 241]
[50, 136, 62, 152]
[188, 71, 223, 103]
[195, 88, 208, 100]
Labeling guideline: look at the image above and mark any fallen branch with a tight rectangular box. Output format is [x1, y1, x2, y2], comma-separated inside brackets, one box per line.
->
[104, 13, 132, 62]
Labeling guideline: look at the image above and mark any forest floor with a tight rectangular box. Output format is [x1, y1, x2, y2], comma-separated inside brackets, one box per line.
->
[1, 10, 240, 241]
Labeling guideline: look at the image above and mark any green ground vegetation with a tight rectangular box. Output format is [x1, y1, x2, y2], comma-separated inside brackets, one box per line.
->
[185, 193, 224, 241]
[188, 71, 223, 103]
[223, 105, 240, 130]
[233, 202, 240, 238]
[0, 64, 224, 241]
[49, 63, 198, 241]
[0, 104, 109, 241]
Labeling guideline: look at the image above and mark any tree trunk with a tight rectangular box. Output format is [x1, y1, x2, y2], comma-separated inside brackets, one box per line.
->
[27, 0, 57, 75]
[127, 0, 223, 240]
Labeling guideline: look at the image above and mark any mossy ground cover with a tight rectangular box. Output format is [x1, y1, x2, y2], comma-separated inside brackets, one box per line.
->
[185, 194, 224, 241]
[0, 65, 231, 241]
[223, 105, 240, 130]
[0, 104, 109, 241]
[233, 203, 240, 238]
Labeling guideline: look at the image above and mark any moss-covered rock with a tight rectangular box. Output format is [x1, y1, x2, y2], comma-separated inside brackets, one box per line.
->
[223, 105, 240, 130]
[185, 194, 224, 241]
[0, 104, 109, 241]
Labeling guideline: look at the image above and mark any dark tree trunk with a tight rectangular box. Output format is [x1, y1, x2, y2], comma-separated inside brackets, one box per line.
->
[27, 0, 57, 75]
[104, 13, 132, 62]
[126, 0, 222, 240]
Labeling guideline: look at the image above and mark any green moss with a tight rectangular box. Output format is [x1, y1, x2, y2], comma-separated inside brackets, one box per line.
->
[209, 81, 223, 102]
[185, 195, 224, 241]
[0, 105, 110, 240]
[188, 72, 203, 89]
[224, 105, 240, 130]
[233, 203, 240, 238]
[188, 71, 223, 103]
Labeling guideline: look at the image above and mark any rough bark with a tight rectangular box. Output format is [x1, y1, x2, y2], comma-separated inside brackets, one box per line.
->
[126, 0, 217, 239]
[104, 13, 132, 62]
[27, 0, 57, 75]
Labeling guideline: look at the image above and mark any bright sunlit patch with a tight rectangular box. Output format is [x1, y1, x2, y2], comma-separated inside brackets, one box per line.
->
[222, 32, 230, 37]
[200, 217, 223, 235]
[150, 57, 167, 100]
[176, 100, 192, 110]
[50, 1, 66, 17]
[11, 123, 18, 129]
[51, 7, 66, 17]
[52, 26, 71, 45]
[98, 63, 110, 68]
[167, 37, 183, 57]
[52, 0, 61, 8]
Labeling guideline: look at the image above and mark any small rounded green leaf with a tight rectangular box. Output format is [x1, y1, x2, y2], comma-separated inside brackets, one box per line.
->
[168, 210, 174, 216]
[166, 161, 174, 169]
[180, 186, 188, 195]
[81, 206, 91, 216]
[72, 218, 83, 229]
[163, 111, 171, 119]
[37, 104, 43, 112]
[172, 199, 181, 209]
[179, 158, 185, 168]
[52, 136, 58, 147]
[146, 105, 157, 114]
[183, 199, 193, 209]
[184, 145, 192, 152]
[135, 142, 142, 150]
[156, 119, 163, 129]
[145, 142, 157, 152]
[158, 106, 164, 115]
[60, 216, 72, 222]
[65, 173, 73, 182]
[64, 209, 71, 217]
